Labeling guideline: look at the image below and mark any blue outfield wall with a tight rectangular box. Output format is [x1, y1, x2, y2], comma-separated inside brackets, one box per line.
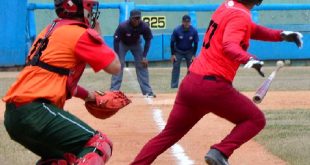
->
[1, 2, 310, 66]
[103, 31, 310, 61]
[0, 1, 27, 66]
[75, 3, 310, 61]
[249, 35, 310, 60]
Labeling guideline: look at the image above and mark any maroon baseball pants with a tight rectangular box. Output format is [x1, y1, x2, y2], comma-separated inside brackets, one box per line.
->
[131, 72, 266, 164]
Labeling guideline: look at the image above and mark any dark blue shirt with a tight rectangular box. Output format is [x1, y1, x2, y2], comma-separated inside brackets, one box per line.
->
[114, 20, 153, 57]
[171, 25, 199, 55]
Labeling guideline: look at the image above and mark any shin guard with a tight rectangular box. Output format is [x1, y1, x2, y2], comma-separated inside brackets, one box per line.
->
[76, 131, 113, 165]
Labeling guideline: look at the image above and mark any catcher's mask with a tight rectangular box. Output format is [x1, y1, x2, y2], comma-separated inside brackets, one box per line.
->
[237, 0, 263, 6]
[54, 0, 100, 28]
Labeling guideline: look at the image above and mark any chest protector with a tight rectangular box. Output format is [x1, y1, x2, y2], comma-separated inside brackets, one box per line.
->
[27, 19, 89, 99]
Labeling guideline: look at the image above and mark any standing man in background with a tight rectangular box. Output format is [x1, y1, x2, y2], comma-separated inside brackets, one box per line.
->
[170, 15, 199, 88]
[111, 9, 156, 97]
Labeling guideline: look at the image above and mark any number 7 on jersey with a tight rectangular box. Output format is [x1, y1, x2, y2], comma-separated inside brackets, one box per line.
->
[203, 20, 218, 49]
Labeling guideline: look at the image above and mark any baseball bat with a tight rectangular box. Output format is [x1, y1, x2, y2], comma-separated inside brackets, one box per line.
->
[253, 61, 284, 104]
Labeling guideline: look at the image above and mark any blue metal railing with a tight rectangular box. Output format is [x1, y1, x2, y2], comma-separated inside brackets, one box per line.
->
[255, 4, 310, 10]
[27, 3, 122, 10]
[27, 3, 310, 40]
[26, 3, 310, 61]
[27, 3, 124, 42]
[136, 4, 219, 11]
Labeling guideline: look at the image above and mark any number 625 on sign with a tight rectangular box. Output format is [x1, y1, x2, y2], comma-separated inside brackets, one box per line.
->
[142, 16, 166, 29]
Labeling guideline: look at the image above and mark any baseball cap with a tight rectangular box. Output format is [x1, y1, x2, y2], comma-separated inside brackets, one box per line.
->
[130, 9, 142, 18]
[182, 15, 191, 22]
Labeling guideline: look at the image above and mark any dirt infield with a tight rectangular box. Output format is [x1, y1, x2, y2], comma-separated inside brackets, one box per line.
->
[1, 91, 309, 164]
[0, 91, 310, 165]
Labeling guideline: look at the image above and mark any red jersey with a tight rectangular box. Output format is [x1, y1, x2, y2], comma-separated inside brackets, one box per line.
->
[190, 0, 282, 82]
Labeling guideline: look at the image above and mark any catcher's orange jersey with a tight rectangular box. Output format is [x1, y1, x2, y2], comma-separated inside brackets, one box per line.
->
[3, 20, 115, 108]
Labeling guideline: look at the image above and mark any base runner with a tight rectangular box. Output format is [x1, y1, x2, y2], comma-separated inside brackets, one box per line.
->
[2, 0, 121, 164]
[131, 0, 302, 164]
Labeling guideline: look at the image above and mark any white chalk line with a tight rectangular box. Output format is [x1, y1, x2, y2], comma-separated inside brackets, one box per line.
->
[125, 68, 194, 165]
[151, 107, 195, 165]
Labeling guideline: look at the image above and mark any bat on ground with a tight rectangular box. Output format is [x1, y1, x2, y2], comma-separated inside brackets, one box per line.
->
[253, 61, 284, 104]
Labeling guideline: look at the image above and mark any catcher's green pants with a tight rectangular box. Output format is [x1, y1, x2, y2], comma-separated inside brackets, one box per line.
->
[4, 99, 96, 159]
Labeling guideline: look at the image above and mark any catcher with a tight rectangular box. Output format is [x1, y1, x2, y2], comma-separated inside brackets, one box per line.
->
[3, 0, 130, 164]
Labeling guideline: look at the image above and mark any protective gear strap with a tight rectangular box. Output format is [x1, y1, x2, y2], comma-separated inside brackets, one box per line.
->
[35, 60, 70, 75]
[76, 131, 113, 164]
[27, 19, 88, 76]
[27, 21, 70, 75]
[66, 63, 86, 99]
[76, 152, 104, 165]
[36, 158, 68, 165]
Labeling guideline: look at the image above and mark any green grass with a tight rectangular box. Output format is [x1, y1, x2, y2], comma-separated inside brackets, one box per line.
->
[78, 66, 310, 94]
[0, 123, 38, 165]
[1, 66, 310, 97]
[255, 110, 310, 165]
[0, 78, 16, 98]
[78, 67, 181, 94]
[234, 67, 310, 91]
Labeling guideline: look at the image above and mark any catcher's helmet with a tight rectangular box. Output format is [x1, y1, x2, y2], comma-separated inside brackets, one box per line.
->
[237, 0, 263, 6]
[54, 0, 100, 28]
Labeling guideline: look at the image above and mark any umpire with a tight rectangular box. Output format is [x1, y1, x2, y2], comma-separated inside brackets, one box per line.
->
[111, 9, 156, 97]
[170, 15, 199, 88]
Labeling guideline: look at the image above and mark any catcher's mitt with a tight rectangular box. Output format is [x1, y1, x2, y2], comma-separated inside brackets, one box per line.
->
[85, 90, 131, 119]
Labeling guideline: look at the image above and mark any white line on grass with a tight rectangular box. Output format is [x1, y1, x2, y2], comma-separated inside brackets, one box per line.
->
[125, 68, 194, 165]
